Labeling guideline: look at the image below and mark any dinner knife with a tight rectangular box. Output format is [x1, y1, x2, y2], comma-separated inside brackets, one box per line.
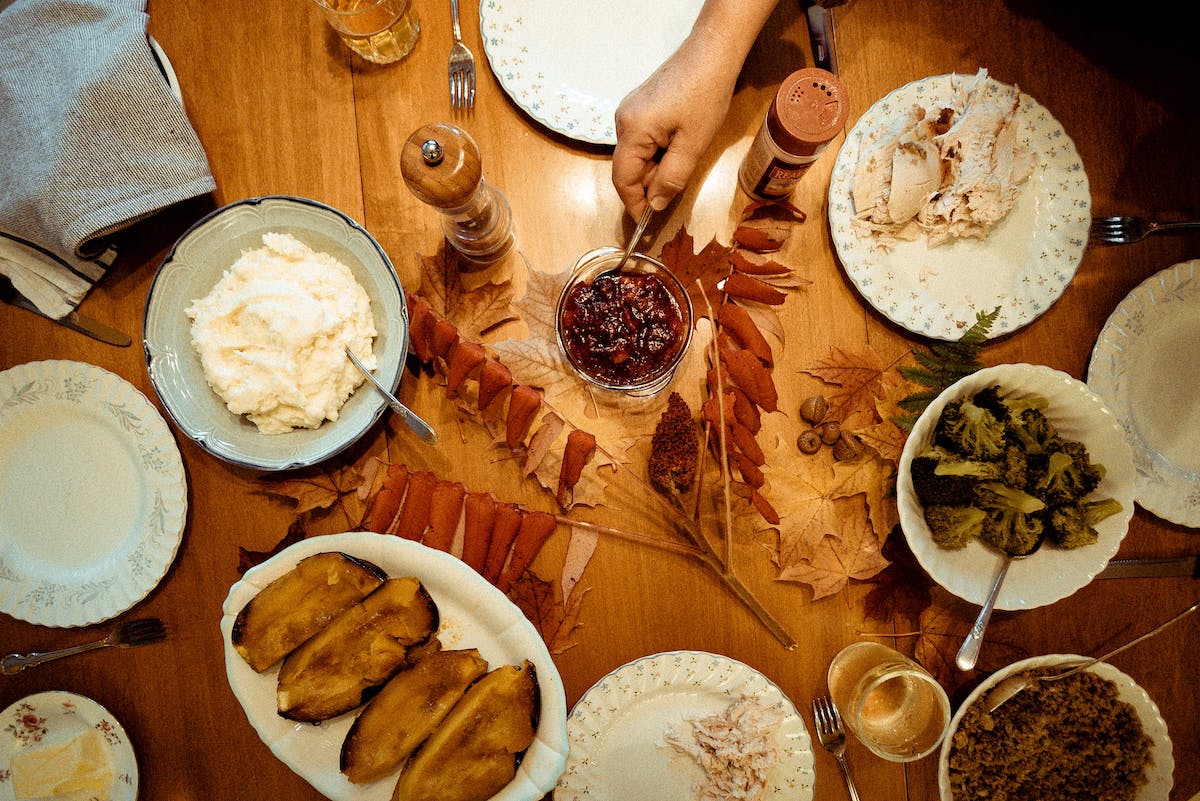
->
[0, 273, 131, 347]
[804, 0, 846, 74]
[1098, 556, 1200, 579]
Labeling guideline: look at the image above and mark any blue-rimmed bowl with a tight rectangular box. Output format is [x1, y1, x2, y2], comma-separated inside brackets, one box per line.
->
[143, 195, 407, 471]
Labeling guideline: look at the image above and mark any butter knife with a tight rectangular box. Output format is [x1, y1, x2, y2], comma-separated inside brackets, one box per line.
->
[0, 273, 131, 347]
[804, 0, 846, 73]
[1098, 555, 1200, 579]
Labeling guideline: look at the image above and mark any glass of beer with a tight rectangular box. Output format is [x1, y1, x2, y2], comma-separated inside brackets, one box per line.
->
[826, 641, 951, 762]
[312, 0, 420, 64]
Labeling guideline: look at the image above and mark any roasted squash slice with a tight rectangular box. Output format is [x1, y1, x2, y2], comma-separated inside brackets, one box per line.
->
[232, 552, 386, 672]
[277, 576, 439, 722]
[341, 649, 490, 784]
[391, 660, 539, 801]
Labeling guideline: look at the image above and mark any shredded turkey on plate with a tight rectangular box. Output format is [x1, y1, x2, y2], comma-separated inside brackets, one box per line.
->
[852, 68, 1037, 247]
[662, 695, 785, 801]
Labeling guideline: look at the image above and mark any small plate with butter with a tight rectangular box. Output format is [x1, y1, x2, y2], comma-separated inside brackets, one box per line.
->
[0, 691, 137, 801]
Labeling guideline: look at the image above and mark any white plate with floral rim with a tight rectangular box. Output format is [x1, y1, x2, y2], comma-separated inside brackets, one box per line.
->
[938, 655, 1173, 801]
[0, 360, 186, 628]
[1088, 259, 1200, 527]
[555, 650, 815, 801]
[220, 531, 568, 801]
[828, 73, 1090, 341]
[0, 691, 138, 801]
[479, 0, 704, 146]
[897, 363, 1135, 609]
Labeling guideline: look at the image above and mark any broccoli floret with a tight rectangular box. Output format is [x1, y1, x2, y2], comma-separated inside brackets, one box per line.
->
[934, 398, 1007, 460]
[971, 385, 1012, 421]
[1046, 497, 1124, 549]
[1006, 406, 1061, 455]
[1033, 440, 1104, 505]
[1002, 445, 1029, 490]
[910, 447, 1001, 506]
[975, 481, 1046, 555]
[1084, 497, 1123, 526]
[924, 505, 989, 549]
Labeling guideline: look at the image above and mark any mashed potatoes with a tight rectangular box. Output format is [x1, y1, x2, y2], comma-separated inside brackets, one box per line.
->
[187, 232, 377, 435]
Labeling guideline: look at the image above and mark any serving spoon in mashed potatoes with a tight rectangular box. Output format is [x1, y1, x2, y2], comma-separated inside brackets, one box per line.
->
[346, 348, 438, 443]
[986, 598, 1199, 712]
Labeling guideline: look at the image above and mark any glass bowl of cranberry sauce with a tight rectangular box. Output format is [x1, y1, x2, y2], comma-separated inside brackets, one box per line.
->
[555, 246, 693, 396]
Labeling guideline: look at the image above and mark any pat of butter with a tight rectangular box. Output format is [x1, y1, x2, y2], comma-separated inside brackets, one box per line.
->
[11, 720, 112, 800]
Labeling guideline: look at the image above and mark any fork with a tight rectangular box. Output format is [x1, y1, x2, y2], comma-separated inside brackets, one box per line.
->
[2, 618, 167, 675]
[1090, 215, 1200, 245]
[812, 696, 862, 801]
[448, 0, 475, 109]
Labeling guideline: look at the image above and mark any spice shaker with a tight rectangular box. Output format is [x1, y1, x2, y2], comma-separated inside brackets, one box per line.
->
[401, 122, 515, 265]
[737, 67, 849, 200]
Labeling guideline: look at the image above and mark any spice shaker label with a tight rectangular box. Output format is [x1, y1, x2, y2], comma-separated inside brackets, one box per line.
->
[738, 68, 849, 199]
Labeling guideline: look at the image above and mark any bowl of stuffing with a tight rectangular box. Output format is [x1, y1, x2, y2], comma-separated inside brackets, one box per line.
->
[939, 654, 1173, 801]
[896, 363, 1134, 610]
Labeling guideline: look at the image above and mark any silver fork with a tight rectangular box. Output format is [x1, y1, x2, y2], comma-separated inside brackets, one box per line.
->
[812, 696, 862, 801]
[448, 0, 475, 109]
[2, 618, 167, 675]
[1090, 215, 1200, 245]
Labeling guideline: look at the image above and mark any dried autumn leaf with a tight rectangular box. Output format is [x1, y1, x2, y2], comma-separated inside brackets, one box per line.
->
[756, 457, 847, 564]
[914, 587, 1030, 692]
[776, 501, 889, 599]
[561, 525, 598, 602]
[802, 345, 904, 428]
[417, 250, 517, 340]
[656, 226, 732, 320]
[740, 198, 807, 224]
[507, 571, 586, 655]
[862, 530, 935, 623]
[254, 463, 369, 516]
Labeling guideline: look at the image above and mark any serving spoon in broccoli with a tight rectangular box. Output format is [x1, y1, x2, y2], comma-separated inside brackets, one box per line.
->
[955, 529, 1044, 671]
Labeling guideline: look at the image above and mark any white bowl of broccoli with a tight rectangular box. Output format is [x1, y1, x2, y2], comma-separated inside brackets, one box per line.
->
[897, 363, 1135, 610]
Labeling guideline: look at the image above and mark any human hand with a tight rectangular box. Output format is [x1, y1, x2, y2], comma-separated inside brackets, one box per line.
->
[611, 35, 741, 219]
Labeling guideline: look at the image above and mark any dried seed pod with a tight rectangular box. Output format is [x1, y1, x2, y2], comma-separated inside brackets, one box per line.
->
[799, 395, 828, 426]
[832, 433, 863, 461]
[797, 429, 822, 454]
[818, 420, 841, 445]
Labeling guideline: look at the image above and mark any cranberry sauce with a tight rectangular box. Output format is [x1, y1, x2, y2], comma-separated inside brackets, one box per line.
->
[559, 270, 687, 387]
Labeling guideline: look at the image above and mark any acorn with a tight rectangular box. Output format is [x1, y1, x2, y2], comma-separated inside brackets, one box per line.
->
[832, 432, 864, 461]
[799, 395, 828, 426]
[817, 420, 841, 445]
[797, 429, 822, 454]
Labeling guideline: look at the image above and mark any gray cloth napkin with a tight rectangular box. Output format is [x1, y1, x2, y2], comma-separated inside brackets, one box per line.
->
[0, 0, 216, 318]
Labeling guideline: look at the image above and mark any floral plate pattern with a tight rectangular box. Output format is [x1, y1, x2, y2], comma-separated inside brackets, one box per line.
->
[0, 691, 138, 801]
[1088, 259, 1200, 527]
[556, 650, 815, 801]
[0, 360, 186, 627]
[479, 0, 704, 145]
[828, 73, 1090, 341]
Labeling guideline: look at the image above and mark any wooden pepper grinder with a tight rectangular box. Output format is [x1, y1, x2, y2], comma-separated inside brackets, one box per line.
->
[401, 122, 515, 265]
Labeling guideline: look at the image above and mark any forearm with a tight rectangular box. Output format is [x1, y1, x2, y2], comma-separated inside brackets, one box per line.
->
[687, 0, 780, 74]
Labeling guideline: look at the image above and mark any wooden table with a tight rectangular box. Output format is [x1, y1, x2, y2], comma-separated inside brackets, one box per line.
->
[2, 0, 1197, 799]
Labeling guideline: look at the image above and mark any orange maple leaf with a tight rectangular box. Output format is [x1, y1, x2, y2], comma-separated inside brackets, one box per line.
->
[803, 345, 906, 428]
[656, 226, 733, 320]
[508, 571, 586, 654]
